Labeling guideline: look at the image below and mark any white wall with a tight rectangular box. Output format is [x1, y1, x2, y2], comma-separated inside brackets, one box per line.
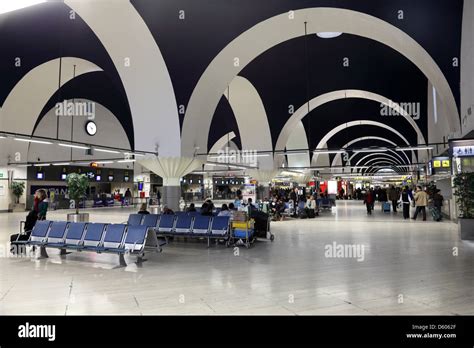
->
[461, 0, 474, 136]
[0, 167, 27, 212]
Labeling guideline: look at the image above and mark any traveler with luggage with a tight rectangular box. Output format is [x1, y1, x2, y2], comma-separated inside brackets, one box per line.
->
[10, 189, 48, 254]
[412, 186, 428, 221]
[431, 189, 444, 221]
[399, 186, 412, 220]
[388, 185, 398, 213]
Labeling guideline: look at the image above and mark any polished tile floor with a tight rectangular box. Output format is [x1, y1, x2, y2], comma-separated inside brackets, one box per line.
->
[0, 201, 473, 315]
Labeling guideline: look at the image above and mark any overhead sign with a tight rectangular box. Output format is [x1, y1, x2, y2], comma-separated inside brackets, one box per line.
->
[430, 157, 450, 174]
[453, 146, 474, 157]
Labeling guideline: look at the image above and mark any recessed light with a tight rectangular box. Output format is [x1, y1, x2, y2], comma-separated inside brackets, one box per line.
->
[316, 32, 343, 39]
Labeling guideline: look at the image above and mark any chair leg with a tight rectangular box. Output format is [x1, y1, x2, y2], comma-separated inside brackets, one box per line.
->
[37, 246, 49, 259]
[59, 248, 71, 256]
[114, 253, 128, 269]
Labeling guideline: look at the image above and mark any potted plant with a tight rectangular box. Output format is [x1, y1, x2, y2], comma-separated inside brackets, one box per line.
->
[9, 181, 26, 212]
[452, 172, 474, 240]
[66, 173, 90, 222]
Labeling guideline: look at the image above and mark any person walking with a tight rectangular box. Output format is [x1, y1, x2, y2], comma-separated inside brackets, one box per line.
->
[388, 185, 398, 212]
[412, 186, 428, 221]
[399, 186, 412, 220]
[364, 189, 374, 215]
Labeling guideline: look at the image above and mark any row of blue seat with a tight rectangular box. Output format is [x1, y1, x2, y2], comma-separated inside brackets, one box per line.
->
[128, 214, 231, 237]
[14, 220, 164, 266]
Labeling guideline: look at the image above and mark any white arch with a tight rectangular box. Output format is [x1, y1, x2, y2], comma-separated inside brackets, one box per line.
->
[353, 153, 404, 169]
[283, 121, 311, 168]
[182, 7, 459, 155]
[278, 90, 426, 154]
[362, 160, 404, 174]
[224, 76, 273, 169]
[331, 136, 410, 167]
[0, 57, 102, 135]
[311, 120, 415, 166]
[65, 0, 180, 156]
[208, 131, 237, 155]
[357, 158, 401, 173]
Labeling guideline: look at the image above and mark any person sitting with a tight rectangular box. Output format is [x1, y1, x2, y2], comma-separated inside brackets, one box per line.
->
[162, 205, 174, 215]
[200, 199, 214, 216]
[138, 203, 150, 215]
[36, 189, 49, 221]
[218, 204, 232, 217]
[10, 189, 48, 255]
[228, 202, 236, 210]
[186, 203, 197, 212]
[305, 195, 317, 217]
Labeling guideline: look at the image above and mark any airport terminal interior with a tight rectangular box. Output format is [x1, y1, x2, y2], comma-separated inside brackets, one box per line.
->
[1, 0, 474, 315]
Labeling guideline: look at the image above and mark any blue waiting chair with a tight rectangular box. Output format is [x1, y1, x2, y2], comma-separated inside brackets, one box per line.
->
[174, 215, 193, 234]
[80, 223, 106, 250]
[192, 215, 211, 236]
[45, 221, 69, 245]
[127, 214, 143, 226]
[63, 222, 87, 247]
[158, 215, 175, 234]
[211, 216, 230, 237]
[99, 224, 127, 251]
[17, 220, 52, 246]
[141, 214, 160, 228]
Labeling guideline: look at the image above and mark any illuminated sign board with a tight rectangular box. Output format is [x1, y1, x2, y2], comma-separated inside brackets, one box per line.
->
[430, 157, 450, 175]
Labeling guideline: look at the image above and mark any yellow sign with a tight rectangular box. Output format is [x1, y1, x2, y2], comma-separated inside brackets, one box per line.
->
[442, 160, 450, 168]
[433, 160, 441, 168]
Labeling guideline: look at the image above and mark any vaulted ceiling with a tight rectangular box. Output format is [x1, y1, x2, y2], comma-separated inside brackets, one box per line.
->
[0, 0, 463, 171]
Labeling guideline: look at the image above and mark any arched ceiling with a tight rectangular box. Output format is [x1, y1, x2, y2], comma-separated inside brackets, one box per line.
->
[0, 0, 463, 169]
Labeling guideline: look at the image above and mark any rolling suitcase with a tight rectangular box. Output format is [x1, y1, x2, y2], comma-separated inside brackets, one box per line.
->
[430, 206, 442, 221]
[382, 202, 391, 212]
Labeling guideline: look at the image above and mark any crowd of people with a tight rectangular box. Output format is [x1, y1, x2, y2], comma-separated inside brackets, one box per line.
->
[361, 185, 444, 221]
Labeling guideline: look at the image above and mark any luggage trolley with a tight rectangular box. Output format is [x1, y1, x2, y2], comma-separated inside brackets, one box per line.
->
[231, 211, 255, 248]
[252, 210, 274, 242]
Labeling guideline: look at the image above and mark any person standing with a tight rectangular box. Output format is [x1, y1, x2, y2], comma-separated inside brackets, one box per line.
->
[364, 189, 374, 215]
[412, 186, 428, 221]
[432, 189, 444, 221]
[124, 188, 132, 206]
[156, 189, 161, 206]
[388, 185, 398, 212]
[399, 186, 412, 220]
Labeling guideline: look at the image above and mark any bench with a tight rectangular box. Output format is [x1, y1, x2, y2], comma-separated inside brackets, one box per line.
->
[16, 220, 163, 267]
[151, 213, 231, 247]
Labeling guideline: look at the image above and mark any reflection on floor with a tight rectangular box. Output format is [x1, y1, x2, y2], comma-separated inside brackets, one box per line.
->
[0, 201, 473, 315]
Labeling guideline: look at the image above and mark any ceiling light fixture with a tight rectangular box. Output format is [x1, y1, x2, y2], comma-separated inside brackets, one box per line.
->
[58, 143, 90, 150]
[395, 146, 434, 151]
[14, 138, 53, 145]
[118, 159, 136, 163]
[94, 148, 120, 154]
[353, 147, 388, 153]
[314, 150, 346, 154]
[316, 32, 343, 39]
[52, 162, 71, 166]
